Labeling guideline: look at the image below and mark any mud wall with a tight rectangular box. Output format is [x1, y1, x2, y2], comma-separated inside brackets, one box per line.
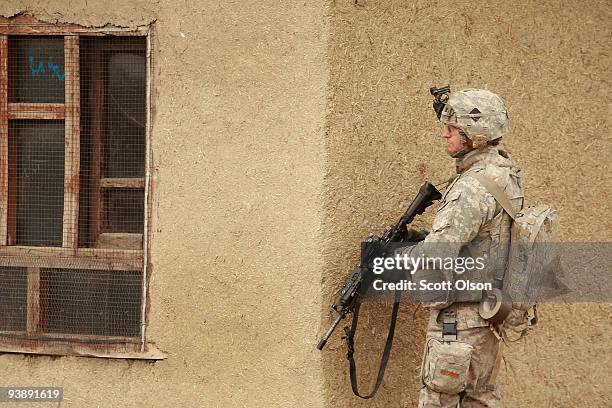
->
[0, 1, 329, 407]
[322, 0, 611, 407]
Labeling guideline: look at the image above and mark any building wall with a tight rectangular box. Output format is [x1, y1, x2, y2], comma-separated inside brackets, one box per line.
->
[0, 1, 329, 407]
[322, 0, 611, 407]
[1, 0, 610, 407]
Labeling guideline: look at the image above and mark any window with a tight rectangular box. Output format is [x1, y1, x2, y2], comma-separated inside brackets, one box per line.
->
[0, 16, 161, 358]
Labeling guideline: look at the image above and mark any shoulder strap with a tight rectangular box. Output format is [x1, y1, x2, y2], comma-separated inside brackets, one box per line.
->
[469, 172, 517, 220]
[345, 289, 401, 399]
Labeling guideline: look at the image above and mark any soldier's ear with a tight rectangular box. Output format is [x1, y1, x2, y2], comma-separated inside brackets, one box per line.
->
[463, 137, 474, 149]
[471, 135, 488, 149]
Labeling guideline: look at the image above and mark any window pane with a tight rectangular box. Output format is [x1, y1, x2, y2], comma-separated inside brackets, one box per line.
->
[0, 267, 27, 331]
[79, 37, 147, 247]
[8, 36, 65, 103]
[10, 121, 65, 247]
[104, 189, 144, 234]
[41, 268, 142, 337]
[105, 52, 146, 178]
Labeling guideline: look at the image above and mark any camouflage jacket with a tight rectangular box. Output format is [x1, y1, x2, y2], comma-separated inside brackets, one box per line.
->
[400, 146, 524, 326]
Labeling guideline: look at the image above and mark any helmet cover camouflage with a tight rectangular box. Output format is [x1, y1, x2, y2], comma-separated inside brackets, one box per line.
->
[440, 89, 510, 141]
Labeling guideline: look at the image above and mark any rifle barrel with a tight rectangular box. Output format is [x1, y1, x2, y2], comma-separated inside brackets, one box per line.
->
[317, 313, 344, 350]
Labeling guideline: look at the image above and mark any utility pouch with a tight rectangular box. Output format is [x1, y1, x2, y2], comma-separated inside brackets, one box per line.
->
[421, 338, 473, 394]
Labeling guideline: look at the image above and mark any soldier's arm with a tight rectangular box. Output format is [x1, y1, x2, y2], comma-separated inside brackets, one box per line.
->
[396, 176, 497, 306]
[399, 175, 497, 259]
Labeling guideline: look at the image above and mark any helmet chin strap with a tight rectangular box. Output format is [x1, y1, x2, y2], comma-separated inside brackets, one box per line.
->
[448, 130, 472, 158]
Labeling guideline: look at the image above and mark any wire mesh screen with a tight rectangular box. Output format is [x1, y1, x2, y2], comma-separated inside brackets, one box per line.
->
[8, 36, 65, 103]
[79, 37, 147, 248]
[1, 32, 148, 348]
[40, 268, 142, 337]
[103, 188, 145, 233]
[9, 120, 65, 246]
[0, 267, 28, 332]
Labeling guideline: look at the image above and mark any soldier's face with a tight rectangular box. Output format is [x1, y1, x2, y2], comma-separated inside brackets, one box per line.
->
[442, 125, 464, 155]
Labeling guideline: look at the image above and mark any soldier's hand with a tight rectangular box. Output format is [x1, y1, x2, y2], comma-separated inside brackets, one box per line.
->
[405, 228, 429, 242]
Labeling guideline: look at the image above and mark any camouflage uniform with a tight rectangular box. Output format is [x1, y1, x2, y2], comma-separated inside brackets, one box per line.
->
[400, 145, 523, 407]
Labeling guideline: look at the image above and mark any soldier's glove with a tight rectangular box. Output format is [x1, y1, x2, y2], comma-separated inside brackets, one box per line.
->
[405, 228, 429, 242]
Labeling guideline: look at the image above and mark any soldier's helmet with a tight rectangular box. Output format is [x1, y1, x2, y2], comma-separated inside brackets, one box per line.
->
[440, 89, 510, 141]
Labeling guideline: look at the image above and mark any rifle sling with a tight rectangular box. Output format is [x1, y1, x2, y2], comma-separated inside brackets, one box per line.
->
[345, 289, 401, 399]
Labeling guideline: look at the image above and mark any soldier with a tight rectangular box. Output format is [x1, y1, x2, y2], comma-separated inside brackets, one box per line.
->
[398, 88, 523, 407]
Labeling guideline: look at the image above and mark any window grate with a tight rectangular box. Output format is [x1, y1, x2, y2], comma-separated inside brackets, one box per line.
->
[41, 268, 142, 337]
[0, 19, 152, 357]
[0, 267, 28, 332]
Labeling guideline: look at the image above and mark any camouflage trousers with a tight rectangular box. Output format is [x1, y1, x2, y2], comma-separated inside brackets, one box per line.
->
[418, 305, 503, 408]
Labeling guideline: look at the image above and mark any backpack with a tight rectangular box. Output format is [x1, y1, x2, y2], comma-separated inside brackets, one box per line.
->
[470, 172, 568, 341]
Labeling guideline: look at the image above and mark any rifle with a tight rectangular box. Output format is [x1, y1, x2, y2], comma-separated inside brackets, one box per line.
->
[317, 180, 442, 398]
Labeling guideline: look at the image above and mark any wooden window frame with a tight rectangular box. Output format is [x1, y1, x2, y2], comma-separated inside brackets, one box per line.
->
[0, 15, 163, 359]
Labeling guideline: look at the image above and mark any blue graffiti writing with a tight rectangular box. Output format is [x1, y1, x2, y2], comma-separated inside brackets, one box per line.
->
[28, 56, 45, 76]
[46, 57, 65, 81]
[28, 55, 65, 81]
